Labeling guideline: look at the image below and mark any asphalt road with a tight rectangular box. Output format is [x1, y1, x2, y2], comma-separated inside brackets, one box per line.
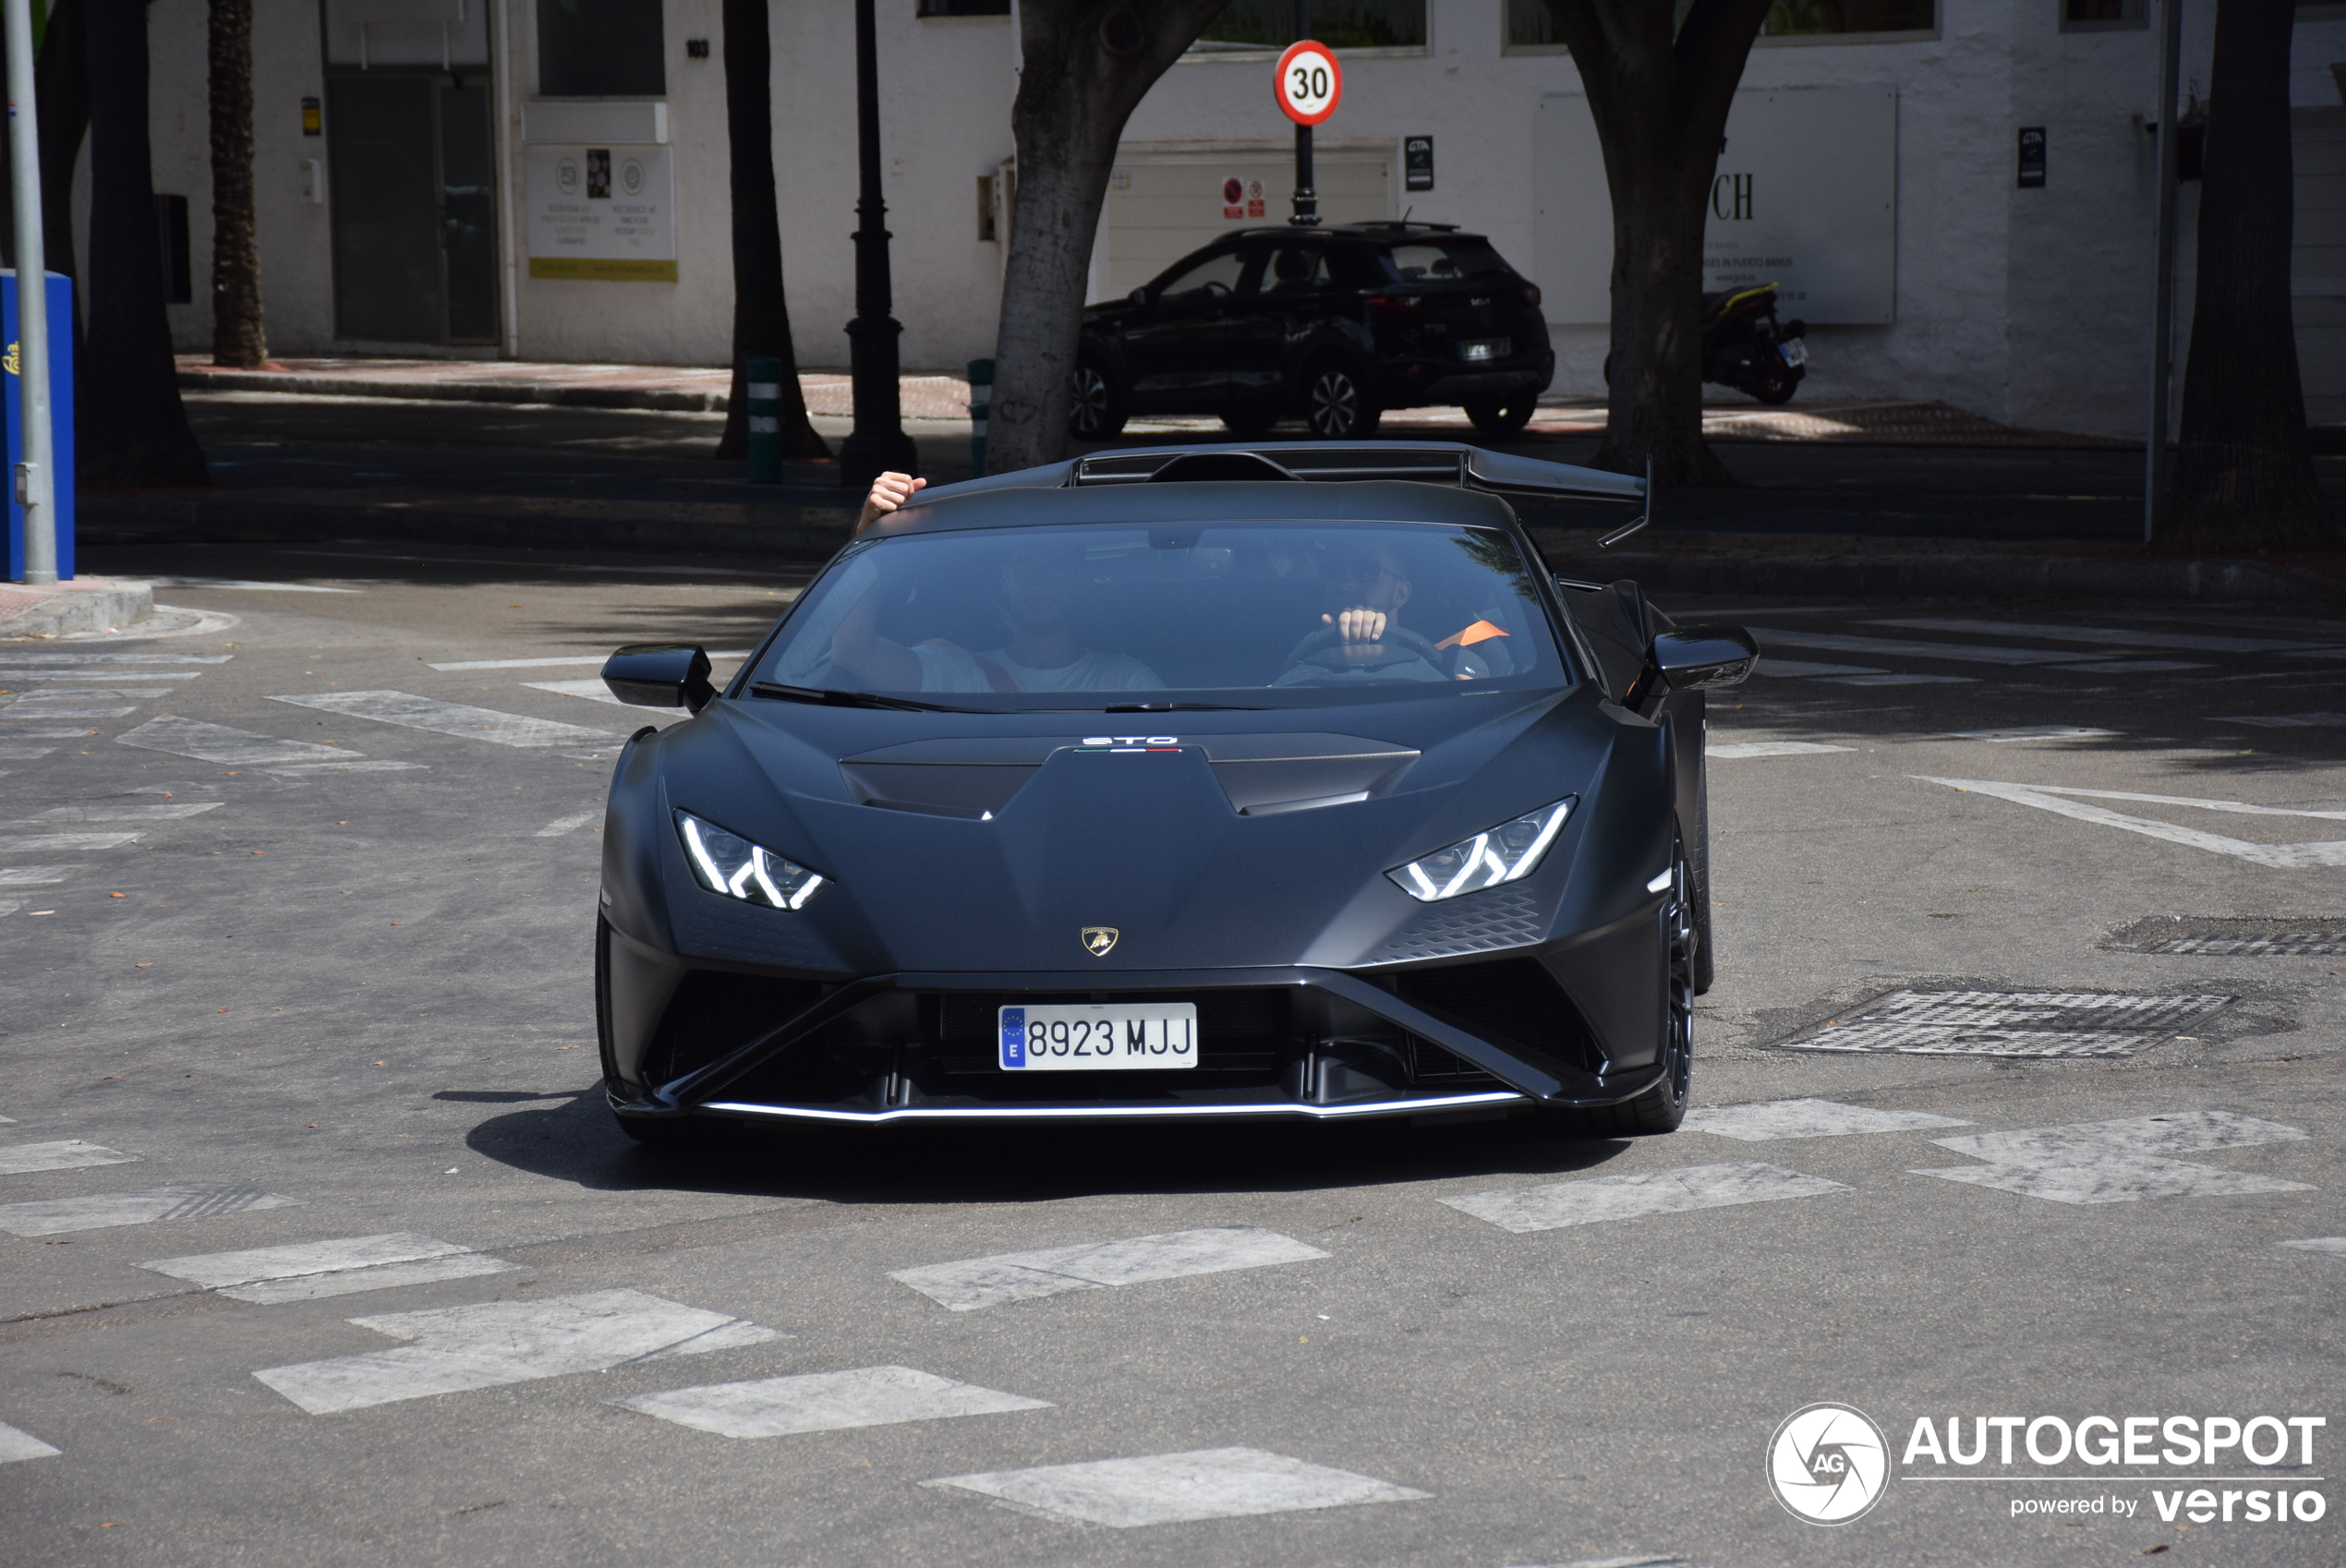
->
[3, 546, 2344, 1567]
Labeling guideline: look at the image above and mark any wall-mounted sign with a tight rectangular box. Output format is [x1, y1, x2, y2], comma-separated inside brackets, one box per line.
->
[2017, 127, 2046, 189]
[1535, 87, 1897, 325]
[1405, 135, 1433, 192]
[1220, 175, 1266, 221]
[525, 143, 675, 282]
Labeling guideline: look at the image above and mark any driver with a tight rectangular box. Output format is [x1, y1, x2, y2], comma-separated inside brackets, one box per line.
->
[1283, 540, 1506, 682]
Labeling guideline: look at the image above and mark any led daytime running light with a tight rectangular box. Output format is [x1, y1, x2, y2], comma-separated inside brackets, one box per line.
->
[1387, 798, 1575, 903]
[675, 810, 828, 911]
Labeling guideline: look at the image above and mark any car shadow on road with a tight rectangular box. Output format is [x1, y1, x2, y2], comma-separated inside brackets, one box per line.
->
[459, 1092, 1639, 1204]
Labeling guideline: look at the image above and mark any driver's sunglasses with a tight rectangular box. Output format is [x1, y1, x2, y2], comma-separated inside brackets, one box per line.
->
[1331, 557, 1399, 584]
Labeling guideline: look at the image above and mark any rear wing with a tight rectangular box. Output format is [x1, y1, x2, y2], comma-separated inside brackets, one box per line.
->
[920, 440, 1642, 504]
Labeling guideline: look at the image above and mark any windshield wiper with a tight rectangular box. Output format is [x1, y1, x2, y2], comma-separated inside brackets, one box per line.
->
[749, 681, 985, 714]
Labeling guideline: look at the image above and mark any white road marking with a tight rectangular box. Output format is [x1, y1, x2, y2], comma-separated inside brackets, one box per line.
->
[2054, 659, 2210, 672]
[115, 715, 361, 766]
[0, 726, 106, 738]
[429, 650, 754, 670]
[0, 669, 208, 681]
[141, 1233, 520, 1303]
[2217, 711, 2346, 729]
[0, 866, 85, 885]
[0, 1183, 304, 1236]
[1917, 776, 2346, 868]
[0, 704, 137, 718]
[0, 744, 55, 759]
[1754, 657, 1886, 678]
[1705, 741, 1855, 759]
[617, 1365, 1049, 1440]
[2279, 1237, 2346, 1256]
[1945, 726, 2119, 742]
[0, 1140, 140, 1176]
[0, 1421, 62, 1463]
[6, 685, 183, 699]
[1440, 1162, 1850, 1234]
[923, 1446, 1429, 1527]
[523, 678, 624, 706]
[534, 810, 600, 837]
[1775, 987, 2230, 1057]
[1750, 627, 2107, 666]
[254, 1288, 782, 1414]
[263, 760, 429, 776]
[1820, 672, 1979, 685]
[0, 833, 143, 852]
[1684, 1098, 1973, 1140]
[268, 691, 613, 748]
[0, 901, 18, 917]
[20, 802, 223, 822]
[1912, 1111, 2312, 1205]
[136, 577, 361, 593]
[0, 652, 232, 665]
[890, 1225, 1330, 1312]
[1870, 616, 2337, 655]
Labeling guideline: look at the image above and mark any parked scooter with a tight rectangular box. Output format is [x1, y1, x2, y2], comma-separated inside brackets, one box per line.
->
[1701, 283, 1807, 404]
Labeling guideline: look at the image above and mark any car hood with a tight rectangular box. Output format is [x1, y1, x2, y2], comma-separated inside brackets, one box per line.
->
[628, 687, 1669, 975]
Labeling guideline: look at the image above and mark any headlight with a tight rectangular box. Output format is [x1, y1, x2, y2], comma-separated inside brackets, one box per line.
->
[1387, 798, 1574, 902]
[674, 810, 828, 911]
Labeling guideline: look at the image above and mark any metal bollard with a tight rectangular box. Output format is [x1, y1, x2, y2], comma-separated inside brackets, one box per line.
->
[968, 357, 993, 476]
[746, 356, 782, 483]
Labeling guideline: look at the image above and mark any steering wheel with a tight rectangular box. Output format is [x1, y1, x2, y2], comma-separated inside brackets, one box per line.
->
[1278, 622, 1451, 679]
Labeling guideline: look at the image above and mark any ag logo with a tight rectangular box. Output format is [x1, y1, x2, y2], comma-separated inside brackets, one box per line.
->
[1767, 1402, 1890, 1525]
[1081, 926, 1119, 957]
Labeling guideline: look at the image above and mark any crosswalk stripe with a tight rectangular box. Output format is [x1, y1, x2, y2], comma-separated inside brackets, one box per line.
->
[2217, 711, 2346, 729]
[0, 744, 56, 759]
[268, 691, 614, 748]
[0, 1182, 303, 1236]
[6, 686, 183, 700]
[2279, 1237, 2346, 1256]
[890, 1225, 1330, 1311]
[253, 1289, 784, 1414]
[0, 652, 232, 665]
[1917, 776, 2346, 868]
[1707, 741, 1854, 759]
[429, 650, 755, 670]
[0, 704, 137, 718]
[19, 802, 223, 823]
[1946, 726, 2119, 742]
[1754, 657, 1885, 678]
[923, 1447, 1429, 1527]
[0, 669, 207, 681]
[262, 760, 429, 776]
[0, 1421, 62, 1463]
[139, 1233, 521, 1303]
[1684, 1098, 1972, 1140]
[1871, 616, 2337, 655]
[0, 867, 86, 885]
[0, 1140, 141, 1176]
[522, 679, 624, 706]
[616, 1365, 1050, 1440]
[1752, 627, 2106, 666]
[0, 833, 143, 852]
[534, 810, 600, 837]
[1911, 1111, 2314, 1204]
[1441, 1162, 1850, 1233]
[115, 716, 360, 766]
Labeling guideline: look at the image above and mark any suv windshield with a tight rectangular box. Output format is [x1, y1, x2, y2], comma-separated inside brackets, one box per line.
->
[754, 522, 1566, 710]
[1379, 239, 1514, 283]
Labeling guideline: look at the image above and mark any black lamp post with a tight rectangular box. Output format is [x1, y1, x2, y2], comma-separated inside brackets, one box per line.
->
[840, 0, 917, 490]
[1289, 0, 1317, 228]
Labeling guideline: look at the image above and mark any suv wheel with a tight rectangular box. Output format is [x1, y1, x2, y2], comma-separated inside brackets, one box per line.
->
[1304, 364, 1381, 440]
[1463, 397, 1535, 438]
[1068, 362, 1127, 440]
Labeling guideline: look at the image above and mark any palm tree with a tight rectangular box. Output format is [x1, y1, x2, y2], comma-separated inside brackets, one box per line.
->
[209, 0, 266, 368]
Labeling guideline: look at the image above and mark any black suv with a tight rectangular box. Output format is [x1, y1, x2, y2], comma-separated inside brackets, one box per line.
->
[1071, 223, 1554, 441]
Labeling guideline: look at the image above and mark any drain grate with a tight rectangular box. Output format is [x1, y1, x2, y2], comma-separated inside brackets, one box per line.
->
[2109, 916, 2346, 958]
[1772, 989, 2232, 1058]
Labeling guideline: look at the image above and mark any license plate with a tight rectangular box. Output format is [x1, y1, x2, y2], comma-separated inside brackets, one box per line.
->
[1778, 337, 1809, 367]
[1458, 338, 1510, 362]
[998, 1003, 1199, 1070]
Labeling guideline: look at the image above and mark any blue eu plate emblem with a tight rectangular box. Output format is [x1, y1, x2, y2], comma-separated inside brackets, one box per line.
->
[999, 1007, 1026, 1069]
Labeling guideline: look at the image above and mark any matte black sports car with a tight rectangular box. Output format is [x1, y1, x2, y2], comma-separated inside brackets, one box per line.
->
[594, 443, 1755, 1144]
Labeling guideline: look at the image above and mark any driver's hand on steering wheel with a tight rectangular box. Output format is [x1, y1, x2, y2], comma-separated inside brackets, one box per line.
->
[1324, 608, 1388, 646]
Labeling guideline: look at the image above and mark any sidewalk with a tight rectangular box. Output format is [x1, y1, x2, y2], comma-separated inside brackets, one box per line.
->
[0, 576, 155, 640]
[177, 356, 2128, 448]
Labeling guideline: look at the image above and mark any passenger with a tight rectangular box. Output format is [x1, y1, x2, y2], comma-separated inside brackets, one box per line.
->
[858, 471, 925, 531]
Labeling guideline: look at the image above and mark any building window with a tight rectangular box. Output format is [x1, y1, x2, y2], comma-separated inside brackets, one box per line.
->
[1503, 0, 1566, 54]
[1191, 0, 1426, 53]
[1760, 0, 1937, 39]
[918, 1, 1010, 15]
[538, 0, 665, 97]
[2061, 0, 2146, 28]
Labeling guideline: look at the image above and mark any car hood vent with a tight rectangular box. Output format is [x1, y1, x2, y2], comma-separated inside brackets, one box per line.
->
[838, 733, 1418, 819]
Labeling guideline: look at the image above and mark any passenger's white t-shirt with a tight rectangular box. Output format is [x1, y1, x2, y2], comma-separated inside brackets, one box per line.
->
[912, 643, 1163, 693]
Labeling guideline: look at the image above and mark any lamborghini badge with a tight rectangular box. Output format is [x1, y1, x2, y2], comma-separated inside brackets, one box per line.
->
[1081, 926, 1119, 957]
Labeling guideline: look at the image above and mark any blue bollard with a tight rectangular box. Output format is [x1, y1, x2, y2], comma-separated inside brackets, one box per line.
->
[745, 356, 783, 484]
[4, 271, 73, 581]
[968, 357, 993, 477]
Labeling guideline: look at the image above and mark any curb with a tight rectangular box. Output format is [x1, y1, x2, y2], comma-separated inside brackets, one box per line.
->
[178, 368, 732, 414]
[0, 578, 157, 640]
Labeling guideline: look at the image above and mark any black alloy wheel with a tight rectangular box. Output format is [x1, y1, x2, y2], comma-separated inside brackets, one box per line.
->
[1304, 364, 1381, 440]
[1068, 362, 1127, 439]
[1462, 397, 1535, 437]
[1552, 830, 1694, 1138]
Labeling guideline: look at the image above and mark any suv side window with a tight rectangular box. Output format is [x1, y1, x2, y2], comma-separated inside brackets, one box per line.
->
[1154, 249, 1250, 301]
[1254, 243, 1330, 296]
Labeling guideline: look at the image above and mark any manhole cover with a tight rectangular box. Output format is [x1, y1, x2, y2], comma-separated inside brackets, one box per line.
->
[2108, 916, 2346, 957]
[1771, 989, 2232, 1058]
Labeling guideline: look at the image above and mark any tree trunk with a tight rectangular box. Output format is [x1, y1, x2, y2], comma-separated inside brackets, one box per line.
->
[2163, 0, 2333, 552]
[987, 0, 1229, 475]
[82, 0, 206, 488]
[208, 0, 265, 367]
[38, 0, 90, 293]
[1542, 0, 1773, 485]
[715, 0, 826, 463]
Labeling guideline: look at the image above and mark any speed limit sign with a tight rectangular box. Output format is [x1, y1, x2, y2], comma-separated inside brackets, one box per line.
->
[1273, 40, 1342, 127]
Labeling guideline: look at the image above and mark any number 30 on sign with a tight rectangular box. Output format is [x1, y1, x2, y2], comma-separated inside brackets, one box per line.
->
[1274, 40, 1342, 126]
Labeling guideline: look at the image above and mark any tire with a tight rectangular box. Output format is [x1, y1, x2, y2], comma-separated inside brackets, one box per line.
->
[1068, 361, 1127, 440]
[1303, 363, 1381, 440]
[1747, 358, 1800, 405]
[1546, 830, 1694, 1138]
[1462, 397, 1535, 438]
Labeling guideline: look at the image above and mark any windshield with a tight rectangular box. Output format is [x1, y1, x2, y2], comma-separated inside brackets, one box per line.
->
[751, 521, 1567, 710]
[1379, 239, 1515, 283]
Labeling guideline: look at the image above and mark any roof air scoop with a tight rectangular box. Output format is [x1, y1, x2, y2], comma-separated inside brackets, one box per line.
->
[1143, 451, 1300, 483]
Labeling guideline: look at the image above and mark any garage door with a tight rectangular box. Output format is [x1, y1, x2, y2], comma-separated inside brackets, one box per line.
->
[1101, 154, 1391, 300]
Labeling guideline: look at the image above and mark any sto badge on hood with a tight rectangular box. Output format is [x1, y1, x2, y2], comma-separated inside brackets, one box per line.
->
[1082, 926, 1119, 957]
